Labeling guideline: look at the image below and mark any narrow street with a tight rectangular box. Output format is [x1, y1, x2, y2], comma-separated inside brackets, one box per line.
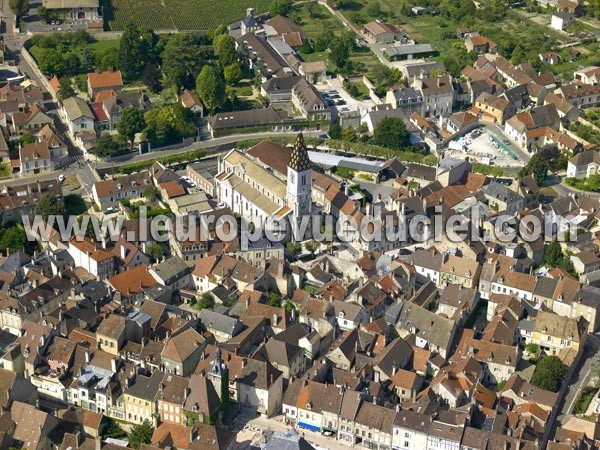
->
[553, 333, 600, 436]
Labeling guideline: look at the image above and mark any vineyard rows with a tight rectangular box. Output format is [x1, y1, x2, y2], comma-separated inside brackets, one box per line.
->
[108, 0, 271, 31]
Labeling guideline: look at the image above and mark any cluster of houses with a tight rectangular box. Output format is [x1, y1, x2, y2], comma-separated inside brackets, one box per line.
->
[4, 2, 600, 450]
[0, 80, 69, 177]
[1, 126, 600, 449]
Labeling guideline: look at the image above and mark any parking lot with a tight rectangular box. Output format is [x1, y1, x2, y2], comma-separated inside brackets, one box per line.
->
[445, 128, 525, 169]
[315, 78, 375, 119]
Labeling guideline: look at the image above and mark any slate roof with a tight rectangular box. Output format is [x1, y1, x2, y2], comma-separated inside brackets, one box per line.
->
[198, 309, 242, 336]
[126, 370, 163, 401]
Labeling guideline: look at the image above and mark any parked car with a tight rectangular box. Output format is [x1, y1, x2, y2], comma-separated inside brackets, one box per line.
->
[103, 206, 119, 215]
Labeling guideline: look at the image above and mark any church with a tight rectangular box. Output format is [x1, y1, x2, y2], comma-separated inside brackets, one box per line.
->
[215, 133, 314, 237]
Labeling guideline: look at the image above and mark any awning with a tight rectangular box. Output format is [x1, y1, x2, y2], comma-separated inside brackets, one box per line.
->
[298, 422, 320, 432]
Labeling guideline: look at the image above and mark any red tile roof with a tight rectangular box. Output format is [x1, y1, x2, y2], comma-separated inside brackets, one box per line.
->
[88, 71, 123, 91]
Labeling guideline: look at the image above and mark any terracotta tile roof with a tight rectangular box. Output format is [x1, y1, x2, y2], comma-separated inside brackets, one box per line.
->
[152, 422, 192, 449]
[283, 31, 303, 47]
[159, 180, 186, 198]
[49, 76, 61, 95]
[96, 314, 126, 340]
[106, 264, 158, 298]
[242, 300, 289, 329]
[90, 102, 109, 122]
[180, 89, 202, 108]
[94, 90, 117, 102]
[161, 328, 206, 362]
[20, 142, 50, 161]
[364, 21, 401, 36]
[69, 237, 114, 262]
[88, 71, 123, 91]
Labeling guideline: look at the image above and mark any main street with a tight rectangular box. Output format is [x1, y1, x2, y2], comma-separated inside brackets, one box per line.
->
[92, 129, 326, 170]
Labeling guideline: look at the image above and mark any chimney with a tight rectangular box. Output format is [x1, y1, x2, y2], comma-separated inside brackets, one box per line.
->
[85, 350, 90, 363]
[111, 358, 117, 372]
[120, 244, 127, 260]
[272, 314, 278, 326]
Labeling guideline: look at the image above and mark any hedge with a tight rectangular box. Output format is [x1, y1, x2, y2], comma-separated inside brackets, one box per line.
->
[119, 148, 206, 174]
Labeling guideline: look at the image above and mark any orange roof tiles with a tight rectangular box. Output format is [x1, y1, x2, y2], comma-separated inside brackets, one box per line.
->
[88, 71, 123, 91]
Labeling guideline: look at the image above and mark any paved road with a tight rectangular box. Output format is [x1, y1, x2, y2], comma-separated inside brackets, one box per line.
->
[555, 333, 600, 427]
[484, 124, 532, 164]
[546, 174, 600, 201]
[93, 130, 326, 169]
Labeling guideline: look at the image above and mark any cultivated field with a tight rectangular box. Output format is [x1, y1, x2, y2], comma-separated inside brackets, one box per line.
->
[106, 0, 271, 31]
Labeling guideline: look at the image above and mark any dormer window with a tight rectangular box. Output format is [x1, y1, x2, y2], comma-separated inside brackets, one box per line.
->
[306, 402, 312, 410]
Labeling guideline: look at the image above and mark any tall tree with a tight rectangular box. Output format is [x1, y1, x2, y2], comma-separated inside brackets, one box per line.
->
[142, 62, 161, 93]
[81, 46, 94, 72]
[518, 153, 548, 186]
[117, 107, 146, 144]
[196, 65, 226, 114]
[213, 34, 238, 67]
[0, 227, 27, 253]
[531, 356, 566, 393]
[9, 0, 28, 21]
[143, 103, 196, 147]
[161, 33, 203, 89]
[223, 63, 242, 85]
[58, 77, 75, 100]
[35, 193, 65, 221]
[270, 0, 292, 16]
[128, 421, 153, 449]
[220, 367, 230, 421]
[118, 23, 155, 83]
[329, 38, 350, 69]
[373, 117, 409, 149]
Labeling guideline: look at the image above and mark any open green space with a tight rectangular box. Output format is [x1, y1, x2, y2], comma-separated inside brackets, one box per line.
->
[294, 2, 383, 77]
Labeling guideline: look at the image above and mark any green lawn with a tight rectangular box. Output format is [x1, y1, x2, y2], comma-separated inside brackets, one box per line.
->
[293, 3, 346, 39]
[295, 3, 381, 77]
[228, 80, 254, 98]
[89, 39, 120, 53]
[0, 163, 10, 179]
[29, 38, 119, 66]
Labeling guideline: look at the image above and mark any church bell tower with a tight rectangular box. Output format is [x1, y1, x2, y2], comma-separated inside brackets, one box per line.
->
[286, 133, 312, 217]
